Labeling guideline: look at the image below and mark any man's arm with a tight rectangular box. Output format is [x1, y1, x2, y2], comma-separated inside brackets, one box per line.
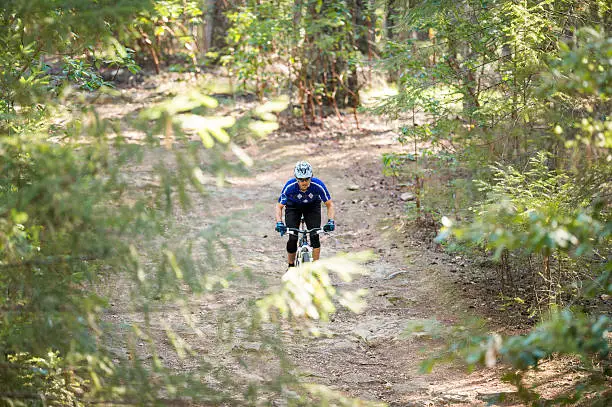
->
[275, 202, 285, 223]
[324, 200, 335, 220]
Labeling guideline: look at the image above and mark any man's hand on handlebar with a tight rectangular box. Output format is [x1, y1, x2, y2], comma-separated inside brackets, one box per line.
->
[323, 219, 335, 232]
[279, 223, 334, 237]
[275, 221, 287, 236]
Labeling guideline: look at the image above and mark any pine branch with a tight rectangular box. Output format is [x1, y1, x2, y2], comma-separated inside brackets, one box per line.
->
[387, 7, 564, 57]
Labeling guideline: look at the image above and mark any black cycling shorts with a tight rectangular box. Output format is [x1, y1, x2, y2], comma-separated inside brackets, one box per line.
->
[285, 203, 321, 253]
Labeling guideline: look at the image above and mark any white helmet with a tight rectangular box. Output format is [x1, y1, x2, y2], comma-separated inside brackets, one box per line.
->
[294, 161, 313, 179]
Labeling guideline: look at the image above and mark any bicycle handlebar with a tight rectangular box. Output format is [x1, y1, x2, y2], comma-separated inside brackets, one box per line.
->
[286, 227, 325, 236]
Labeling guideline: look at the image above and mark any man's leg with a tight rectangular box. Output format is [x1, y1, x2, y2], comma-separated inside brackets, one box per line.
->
[284, 206, 300, 267]
[304, 203, 322, 261]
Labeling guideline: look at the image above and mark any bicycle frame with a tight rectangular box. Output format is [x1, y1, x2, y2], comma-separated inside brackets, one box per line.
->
[286, 220, 324, 267]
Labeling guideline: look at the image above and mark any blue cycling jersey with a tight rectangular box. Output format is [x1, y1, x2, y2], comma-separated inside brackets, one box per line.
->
[278, 177, 332, 206]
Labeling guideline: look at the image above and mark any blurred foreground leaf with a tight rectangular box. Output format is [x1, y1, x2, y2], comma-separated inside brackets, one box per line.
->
[258, 252, 374, 325]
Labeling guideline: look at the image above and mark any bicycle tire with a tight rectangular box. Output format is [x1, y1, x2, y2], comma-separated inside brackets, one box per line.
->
[295, 252, 302, 268]
[301, 252, 311, 263]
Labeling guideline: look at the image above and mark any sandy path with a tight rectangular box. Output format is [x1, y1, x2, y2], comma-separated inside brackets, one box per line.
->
[97, 82, 516, 405]
[192, 117, 516, 406]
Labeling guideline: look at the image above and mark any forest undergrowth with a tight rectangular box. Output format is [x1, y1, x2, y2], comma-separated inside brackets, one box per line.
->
[1, 1, 610, 405]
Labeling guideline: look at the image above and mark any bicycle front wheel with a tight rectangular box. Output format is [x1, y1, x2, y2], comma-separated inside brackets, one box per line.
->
[301, 252, 311, 263]
[294, 252, 302, 268]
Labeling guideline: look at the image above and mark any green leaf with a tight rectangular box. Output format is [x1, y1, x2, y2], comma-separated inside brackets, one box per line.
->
[198, 129, 214, 148]
[248, 121, 278, 137]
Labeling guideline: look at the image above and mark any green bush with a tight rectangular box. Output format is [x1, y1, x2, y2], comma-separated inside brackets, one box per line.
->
[0, 352, 85, 406]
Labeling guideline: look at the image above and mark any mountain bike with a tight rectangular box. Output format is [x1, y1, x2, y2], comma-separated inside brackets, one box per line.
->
[286, 224, 325, 267]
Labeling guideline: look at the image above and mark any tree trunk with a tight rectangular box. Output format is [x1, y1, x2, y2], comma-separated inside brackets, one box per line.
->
[446, 43, 479, 120]
[199, 0, 215, 57]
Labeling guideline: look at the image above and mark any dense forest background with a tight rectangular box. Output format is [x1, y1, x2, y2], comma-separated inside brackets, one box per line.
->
[0, 0, 610, 405]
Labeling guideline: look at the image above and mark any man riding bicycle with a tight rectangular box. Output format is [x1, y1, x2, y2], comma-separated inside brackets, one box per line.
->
[275, 161, 335, 268]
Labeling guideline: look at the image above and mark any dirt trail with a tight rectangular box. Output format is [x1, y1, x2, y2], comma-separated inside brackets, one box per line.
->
[236, 118, 517, 406]
[176, 115, 517, 406]
[99, 79, 518, 406]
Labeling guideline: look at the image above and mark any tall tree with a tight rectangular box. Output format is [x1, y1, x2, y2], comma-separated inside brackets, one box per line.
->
[224, 0, 370, 126]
